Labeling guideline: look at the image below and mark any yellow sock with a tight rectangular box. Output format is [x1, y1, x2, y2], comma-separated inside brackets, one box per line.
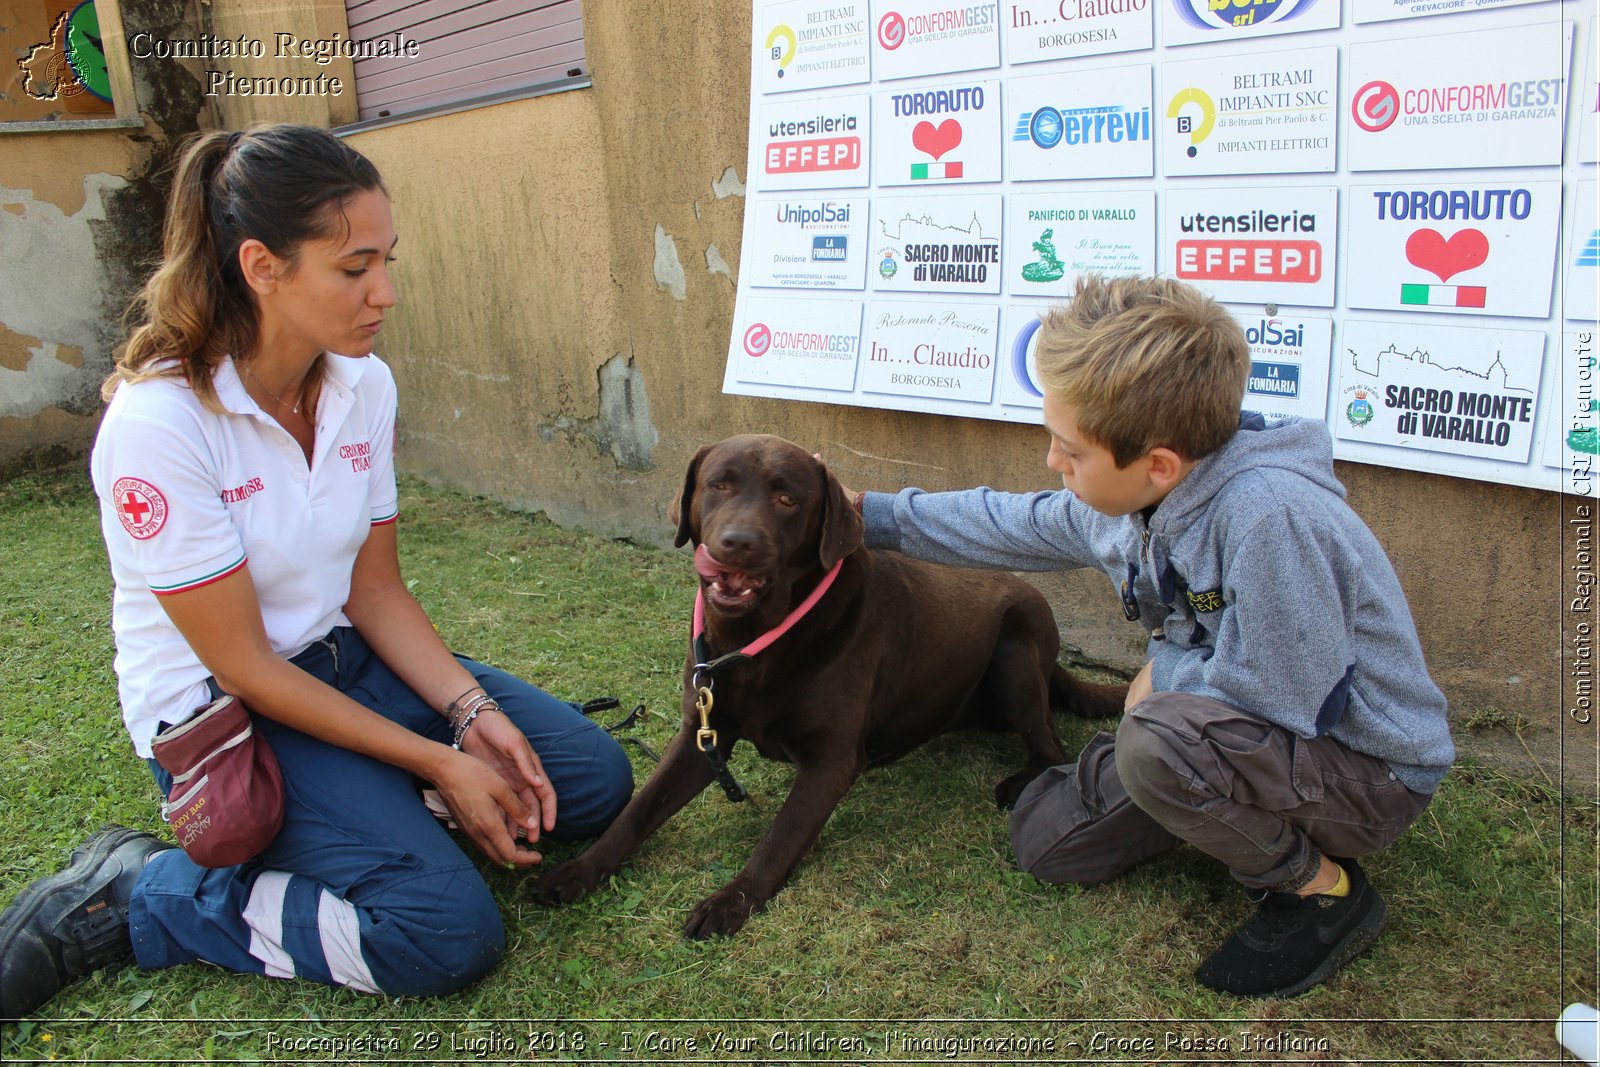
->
[1320, 863, 1351, 898]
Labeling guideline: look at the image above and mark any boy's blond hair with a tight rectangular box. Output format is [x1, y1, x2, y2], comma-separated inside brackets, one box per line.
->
[1034, 273, 1250, 467]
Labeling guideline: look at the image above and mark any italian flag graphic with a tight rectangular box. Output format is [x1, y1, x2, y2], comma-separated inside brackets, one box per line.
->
[910, 161, 963, 179]
[1400, 284, 1487, 308]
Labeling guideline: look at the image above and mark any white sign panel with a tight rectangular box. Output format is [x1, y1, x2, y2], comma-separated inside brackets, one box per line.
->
[1353, 0, 1552, 24]
[1000, 304, 1050, 409]
[1164, 185, 1338, 306]
[1008, 190, 1157, 297]
[1583, 19, 1599, 164]
[1568, 181, 1600, 325]
[872, 0, 1001, 81]
[1345, 182, 1562, 319]
[758, 0, 873, 93]
[1540, 330, 1599, 491]
[747, 197, 870, 289]
[1162, 0, 1340, 48]
[1004, 0, 1154, 65]
[728, 296, 864, 391]
[1007, 64, 1154, 180]
[1346, 20, 1571, 172]
[871, 193, 1003, 293]
[756, 94, 872, 190]
[1232, 310, 1335, 421]
[859, 300, 1000, 403]
[875, 80, 1004, 185]
[1335, 319, 1545, 463]
[1159, 46, 1336, 175]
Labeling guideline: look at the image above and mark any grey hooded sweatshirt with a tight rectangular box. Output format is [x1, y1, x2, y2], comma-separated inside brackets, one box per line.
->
[862, 413, 1453, 793]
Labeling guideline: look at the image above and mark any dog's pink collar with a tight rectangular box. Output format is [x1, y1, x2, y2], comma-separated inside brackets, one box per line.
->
[692, 557, 844, 661]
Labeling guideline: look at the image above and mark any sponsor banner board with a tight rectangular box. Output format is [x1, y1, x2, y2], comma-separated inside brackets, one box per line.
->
[1007, 64, 1154, 180]
[758, 0, 873, 93]
[728, 297, 865, 391]
[1161, 0, 1340, 49]
[1568, 180, 1600, 325]
[875, 79, 1004, 185]
[1008, 190, 1157, 297]
[756, 93, 872, 190]
[747, 197, 870, 290]
[1346, 20, 1571, 172]
[871, 193, 1004, 293]
[1353, 0, 1552, 25]
[1231, 310, 1335, 421]
[1540, 329, 1599, 485]
[1163, 185, 1338, 306]
[1345, 181, 1562, 319]
[1004, 0, 1154, 65]
[1159, 46, 1336, 175]
[859, 300, 1001, 402]
[1334, 319, 1545, 463]
[871, 0, 1001, 80]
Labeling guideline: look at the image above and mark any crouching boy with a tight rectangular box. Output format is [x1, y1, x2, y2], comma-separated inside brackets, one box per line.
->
[855, 274, 1453, 998]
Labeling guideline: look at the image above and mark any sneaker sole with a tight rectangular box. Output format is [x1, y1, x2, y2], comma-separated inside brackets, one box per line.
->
[0, 828, 147, 963]
[1267, 892, 1388, 999]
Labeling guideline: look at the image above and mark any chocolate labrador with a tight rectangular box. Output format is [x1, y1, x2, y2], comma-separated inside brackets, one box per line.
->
[536, 434, 1124, 938]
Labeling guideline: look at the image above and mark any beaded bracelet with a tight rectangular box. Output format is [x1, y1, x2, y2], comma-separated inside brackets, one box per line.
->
[452, 697, 499, 749]
[445, 684, 486, 726]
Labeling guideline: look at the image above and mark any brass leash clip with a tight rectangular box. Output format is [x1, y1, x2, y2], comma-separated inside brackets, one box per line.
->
[694, 684, 717, 751]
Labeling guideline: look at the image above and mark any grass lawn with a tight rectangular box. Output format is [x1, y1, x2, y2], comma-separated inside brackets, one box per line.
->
[1, 465, 1595, 1064]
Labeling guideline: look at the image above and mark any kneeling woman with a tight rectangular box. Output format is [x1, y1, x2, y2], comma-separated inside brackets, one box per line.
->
[0, 125, 632, 1016]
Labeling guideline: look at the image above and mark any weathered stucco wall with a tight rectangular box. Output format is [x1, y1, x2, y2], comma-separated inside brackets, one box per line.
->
[2, 0, 1588, 781]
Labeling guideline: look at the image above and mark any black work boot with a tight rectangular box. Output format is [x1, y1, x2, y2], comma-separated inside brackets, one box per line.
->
[0, 826, 174, 1019]
[1195, 857, 1386, 998]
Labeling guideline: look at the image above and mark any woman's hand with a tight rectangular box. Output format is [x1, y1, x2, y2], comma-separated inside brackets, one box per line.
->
[461, 705, 557, 837]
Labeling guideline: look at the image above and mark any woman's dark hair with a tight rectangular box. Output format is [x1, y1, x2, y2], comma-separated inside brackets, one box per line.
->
[106, 124, 387, 409]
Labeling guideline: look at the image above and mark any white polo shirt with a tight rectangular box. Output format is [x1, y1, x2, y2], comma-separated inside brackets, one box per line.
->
[90, 354, 400, 758]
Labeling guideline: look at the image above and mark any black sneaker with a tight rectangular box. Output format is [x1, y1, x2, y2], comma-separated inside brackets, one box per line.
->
[1195, 857, 1386, 998]
[0, 826, 174, 1019]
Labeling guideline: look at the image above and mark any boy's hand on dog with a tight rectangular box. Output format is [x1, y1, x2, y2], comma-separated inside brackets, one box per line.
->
[1125, 660, 1154, 711]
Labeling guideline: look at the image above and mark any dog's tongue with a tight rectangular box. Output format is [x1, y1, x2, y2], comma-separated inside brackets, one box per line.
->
[694, 544, 762, 595]
[693, 544, 727, 582]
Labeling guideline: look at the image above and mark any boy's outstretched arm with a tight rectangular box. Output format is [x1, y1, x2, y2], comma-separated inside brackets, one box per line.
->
[859, 486, 1109, 573]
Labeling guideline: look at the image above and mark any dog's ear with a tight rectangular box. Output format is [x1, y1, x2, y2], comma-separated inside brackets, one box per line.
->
[816, 455, 864, 570]
[670, 445, 714, 547]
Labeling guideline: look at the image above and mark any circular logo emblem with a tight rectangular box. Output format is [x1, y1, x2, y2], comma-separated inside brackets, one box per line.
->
[112, 477, 168, 540]
[878, 251, 898, 279]
[1028, 106, 1064, 149]
[1010, 317, 1044, 399]
[877, 11, 906, 50]
[743, 323, 773, 357]
[1352, 80, 1399, 133]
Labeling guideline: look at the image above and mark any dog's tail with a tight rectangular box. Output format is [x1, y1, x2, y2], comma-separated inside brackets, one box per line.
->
[1049, 663, 1127, 720]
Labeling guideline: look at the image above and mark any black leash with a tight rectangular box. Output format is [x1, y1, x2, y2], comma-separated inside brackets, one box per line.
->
[688, 639, 750, 803]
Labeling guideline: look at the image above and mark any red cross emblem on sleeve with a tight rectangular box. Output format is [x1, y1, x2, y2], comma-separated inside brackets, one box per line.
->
[112, 477, 168, 540]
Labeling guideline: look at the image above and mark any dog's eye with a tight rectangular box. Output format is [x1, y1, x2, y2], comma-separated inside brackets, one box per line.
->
[707, 480, 730, 491]
[776, 493, 798, 508]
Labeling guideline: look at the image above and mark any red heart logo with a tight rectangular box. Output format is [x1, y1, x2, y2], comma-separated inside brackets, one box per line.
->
[1405, 228, 1490, 283]
[912, 119, 963, 160]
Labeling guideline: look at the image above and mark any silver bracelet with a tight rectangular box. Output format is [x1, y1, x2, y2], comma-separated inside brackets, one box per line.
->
[445, 685, 486, 727]
[452, 698, 498, 749]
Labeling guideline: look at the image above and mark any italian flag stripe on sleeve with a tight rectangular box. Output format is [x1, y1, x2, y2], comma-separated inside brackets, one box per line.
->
[150, 555, 248, 596]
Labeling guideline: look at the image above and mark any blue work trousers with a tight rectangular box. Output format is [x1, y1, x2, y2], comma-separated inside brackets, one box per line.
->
[127, 626, 633, 996]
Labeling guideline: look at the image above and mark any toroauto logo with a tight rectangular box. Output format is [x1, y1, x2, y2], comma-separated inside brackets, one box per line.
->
[1352, 80, 1399, 132]
[1171, 0, 1318, 32]
[743, 323, 773, 357]
[878, 11, 906, 49]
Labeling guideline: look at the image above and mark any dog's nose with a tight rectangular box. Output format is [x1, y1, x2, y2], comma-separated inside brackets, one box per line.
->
[716, 528, 759, 559]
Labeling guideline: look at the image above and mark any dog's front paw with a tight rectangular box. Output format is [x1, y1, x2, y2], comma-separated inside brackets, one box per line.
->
[682, 881, 764, 940]
[994, 767, 1046, 810]
[534, 860, 607, 907]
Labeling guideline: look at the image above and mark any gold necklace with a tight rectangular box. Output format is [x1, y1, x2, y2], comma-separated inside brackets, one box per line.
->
[243, 364, 303, 415]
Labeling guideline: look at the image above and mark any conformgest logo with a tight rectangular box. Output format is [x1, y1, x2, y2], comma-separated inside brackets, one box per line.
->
[1352, 80, 1399, 132]
[1012, 104, 1151, 148]
[1171, 0, 1320, 31]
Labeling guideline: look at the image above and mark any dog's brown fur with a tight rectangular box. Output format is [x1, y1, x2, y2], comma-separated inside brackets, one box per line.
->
[536, 435, 1125, 938]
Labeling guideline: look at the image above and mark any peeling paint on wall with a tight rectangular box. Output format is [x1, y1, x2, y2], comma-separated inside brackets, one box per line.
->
[653, 224, 687, 301]
[712, 167, 745, 199]
[706, 243, 733, 282]
[536, 355, 660, 473]
[0, 175, 126, 419]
